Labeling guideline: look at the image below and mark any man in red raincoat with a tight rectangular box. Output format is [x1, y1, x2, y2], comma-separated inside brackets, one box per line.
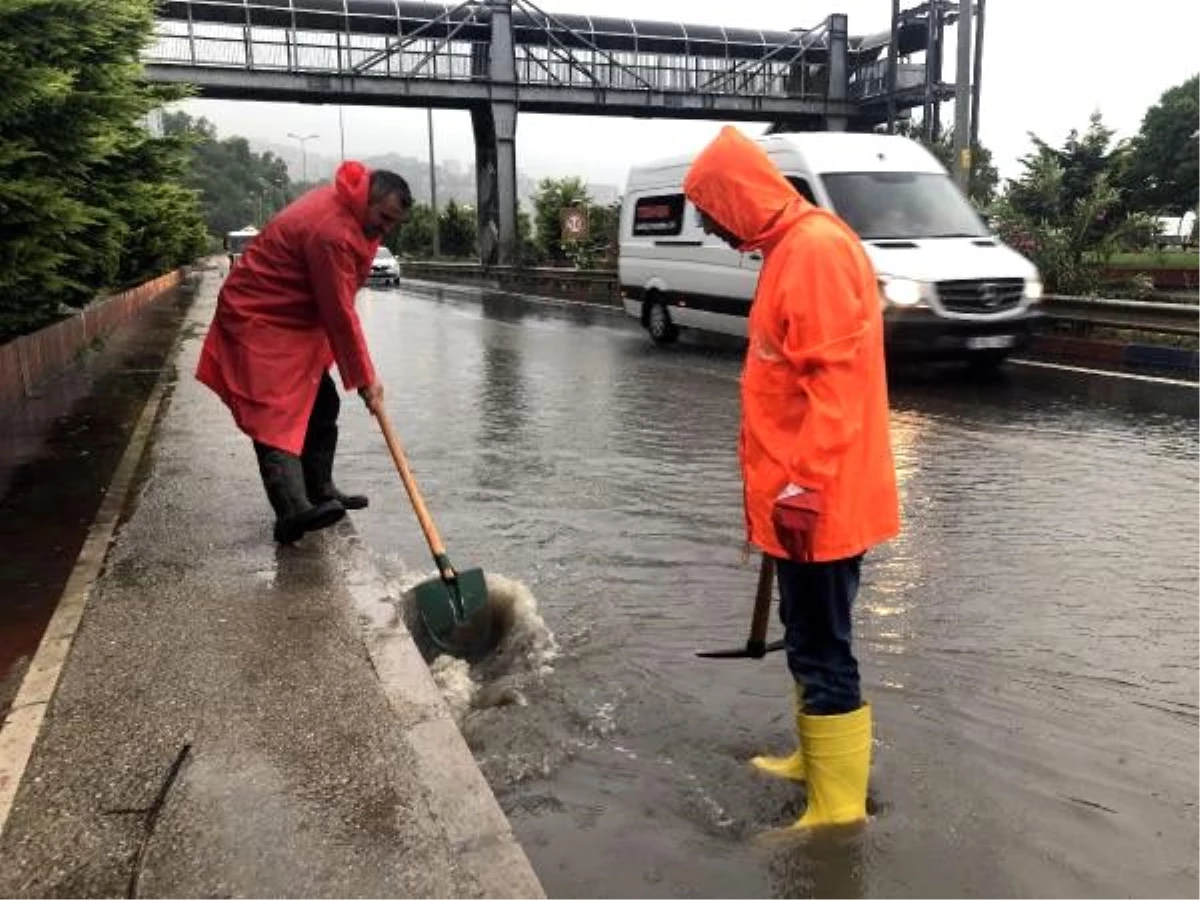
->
[684, 127, 900, 831]
[197, 161, 412, 544]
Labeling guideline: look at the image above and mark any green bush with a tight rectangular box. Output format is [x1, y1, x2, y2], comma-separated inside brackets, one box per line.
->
[0, 1, 207, 343]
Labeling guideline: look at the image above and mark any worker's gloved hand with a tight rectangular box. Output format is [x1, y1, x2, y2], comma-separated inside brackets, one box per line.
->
[359, 382, 385, 417]
[772, 484, 822, 563]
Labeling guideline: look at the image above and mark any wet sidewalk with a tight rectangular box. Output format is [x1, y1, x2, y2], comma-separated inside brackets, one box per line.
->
[0, 272, 543, 898]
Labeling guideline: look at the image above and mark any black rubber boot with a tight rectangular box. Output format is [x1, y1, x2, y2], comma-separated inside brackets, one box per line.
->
[302, 428, 368, 510]
[255, 443, 345, 544]
[302, 394, 369, 511]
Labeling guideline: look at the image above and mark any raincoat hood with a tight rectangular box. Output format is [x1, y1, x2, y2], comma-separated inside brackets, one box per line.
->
[683, 126, 811, 252]
[335, 160, 372, 225]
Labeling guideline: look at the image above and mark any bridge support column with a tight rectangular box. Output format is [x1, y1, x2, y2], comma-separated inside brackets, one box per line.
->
[824, 13, 849, 131]
[475, 0, 518, 266]
[472, 104, 517, 266]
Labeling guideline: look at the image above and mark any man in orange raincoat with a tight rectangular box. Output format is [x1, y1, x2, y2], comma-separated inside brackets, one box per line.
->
[684, 127, 900, 830]
[197, 162, 412, 544]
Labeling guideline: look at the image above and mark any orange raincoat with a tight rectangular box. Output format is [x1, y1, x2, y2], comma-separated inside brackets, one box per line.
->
[196, 161, 381, 455]
[683, 127, 900, 562]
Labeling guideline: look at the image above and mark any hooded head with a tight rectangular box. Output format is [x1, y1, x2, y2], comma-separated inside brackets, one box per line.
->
[335, 161, 412, 238]
[682, 126, 810, 252]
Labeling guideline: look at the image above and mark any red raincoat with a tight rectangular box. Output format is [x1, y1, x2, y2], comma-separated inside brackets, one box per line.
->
[196, 161, 380, 455]
[684, 127, 900, 562]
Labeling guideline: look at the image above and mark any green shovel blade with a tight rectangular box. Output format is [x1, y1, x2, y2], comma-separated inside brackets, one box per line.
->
[414, 566, 491, 654]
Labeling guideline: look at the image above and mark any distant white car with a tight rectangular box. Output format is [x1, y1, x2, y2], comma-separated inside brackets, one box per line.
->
[369, 245, 401, 286]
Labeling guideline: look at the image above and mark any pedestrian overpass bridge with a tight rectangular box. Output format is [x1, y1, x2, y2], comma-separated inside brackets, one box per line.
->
[145, 0, 962, 262]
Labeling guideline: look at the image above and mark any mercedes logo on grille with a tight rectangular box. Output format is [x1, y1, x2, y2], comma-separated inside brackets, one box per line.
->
[978, 282, 1001, 308]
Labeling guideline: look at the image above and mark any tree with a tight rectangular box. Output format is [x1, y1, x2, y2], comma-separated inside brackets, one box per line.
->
[532, 177, 592, 265]
[103, 128, 210, 286]
[389, 203, 436, 257]
[894, 119, 1000, 208]
[990, 113, 1155, 294]
[438, 201, 476, 258]
[162, 111, 292, 238]
[1119, 75, 1199, 217]
[0, 0, 207, 342]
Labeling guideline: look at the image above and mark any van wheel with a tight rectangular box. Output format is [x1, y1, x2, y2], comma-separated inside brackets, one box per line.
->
[646, 300, 679, 345]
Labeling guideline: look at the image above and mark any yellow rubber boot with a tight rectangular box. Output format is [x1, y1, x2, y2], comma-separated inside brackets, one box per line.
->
[750, 686, 805, 782]
[792, 703, 872, 829]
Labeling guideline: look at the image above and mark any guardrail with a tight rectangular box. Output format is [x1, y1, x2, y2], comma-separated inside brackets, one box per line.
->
[1033, 295, 1197, 373]
[400, 261, 1199, 375]
[1039, 294, 1198, 337]
[400, 261, 1198, 338]
[400, 261, 622, 307]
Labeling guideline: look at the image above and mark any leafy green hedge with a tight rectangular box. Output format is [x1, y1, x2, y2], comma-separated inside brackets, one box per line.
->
[0, 1, 208, 343]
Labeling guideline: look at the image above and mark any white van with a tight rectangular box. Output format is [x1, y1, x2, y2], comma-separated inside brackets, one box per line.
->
[619, 132, 1044, 368]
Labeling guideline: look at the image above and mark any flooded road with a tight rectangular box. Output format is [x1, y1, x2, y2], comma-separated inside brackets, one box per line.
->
[343, 282, 1198, 898]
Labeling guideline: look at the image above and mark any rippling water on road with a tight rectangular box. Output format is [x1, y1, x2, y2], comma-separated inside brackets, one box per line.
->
[343, 284, 1198, 898]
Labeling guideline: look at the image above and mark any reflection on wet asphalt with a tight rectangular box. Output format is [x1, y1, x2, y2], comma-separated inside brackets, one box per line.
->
[344, 283, 1198, 899]
[0, 293, 192, 718]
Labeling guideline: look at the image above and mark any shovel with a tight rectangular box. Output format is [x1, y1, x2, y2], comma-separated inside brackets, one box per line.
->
[696, 554, 786, 659]
[375, 407, 492, 657]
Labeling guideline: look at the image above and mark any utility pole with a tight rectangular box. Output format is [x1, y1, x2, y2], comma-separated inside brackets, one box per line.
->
[953, 0, 974, 192]
[970, 0, 987, 156]
[886, 0, 900, 134]
[923, 0, 936, 141]
[287, 132, 319, 186]
[427, 108, 440, 258]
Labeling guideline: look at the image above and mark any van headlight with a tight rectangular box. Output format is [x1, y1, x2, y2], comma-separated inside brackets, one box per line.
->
[879, 277, 925, 308]
[1025, 278, 1044, 302]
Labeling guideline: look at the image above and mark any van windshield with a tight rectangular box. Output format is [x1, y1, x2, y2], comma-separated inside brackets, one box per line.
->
[820, 172, 989, 240]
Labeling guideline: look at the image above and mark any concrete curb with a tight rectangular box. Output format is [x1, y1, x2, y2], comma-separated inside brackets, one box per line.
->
[1029, 333, 1199, 375]
[340, 540, 546, 898]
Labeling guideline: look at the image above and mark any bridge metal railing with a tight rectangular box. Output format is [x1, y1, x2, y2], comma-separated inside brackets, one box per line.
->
[849, 59, 927, 100]
[146, 20, 486, 82]
[146, 0, 834, 100]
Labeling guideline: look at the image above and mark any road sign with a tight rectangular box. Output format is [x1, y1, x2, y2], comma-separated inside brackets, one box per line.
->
[561, 206, 588, 242]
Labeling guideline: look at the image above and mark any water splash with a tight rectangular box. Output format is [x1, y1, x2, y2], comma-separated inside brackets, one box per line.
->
[396, 570, 559, 720]
[337, 535, 596, 786]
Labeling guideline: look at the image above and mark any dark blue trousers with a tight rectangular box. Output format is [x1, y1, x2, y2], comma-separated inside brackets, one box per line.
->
[775, 554, 864, 715]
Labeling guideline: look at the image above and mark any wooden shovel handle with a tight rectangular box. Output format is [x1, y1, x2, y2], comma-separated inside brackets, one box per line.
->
[748, 554, 776, 645]
[374, 407, 450, 571]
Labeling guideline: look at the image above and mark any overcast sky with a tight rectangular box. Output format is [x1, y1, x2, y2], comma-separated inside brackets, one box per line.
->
[177, 0, 1200, 190]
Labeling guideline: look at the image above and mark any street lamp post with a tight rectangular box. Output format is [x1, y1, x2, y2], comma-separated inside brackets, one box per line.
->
[287, 132, 319, 186]
[427, 108, 440, 259]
